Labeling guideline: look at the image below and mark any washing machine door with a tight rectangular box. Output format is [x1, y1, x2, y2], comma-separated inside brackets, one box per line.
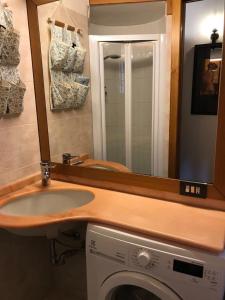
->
[100, 272, 182, 300]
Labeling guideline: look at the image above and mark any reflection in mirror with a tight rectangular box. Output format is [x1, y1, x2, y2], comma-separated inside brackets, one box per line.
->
[179, 0, 224, 183]
[102, 41, 160, 176]
[103, 43, 126, 168]
[37, 0, 224, 184]
[38, 0, 93, 163]
[90, 2, 169, 178]
[100, 40, 169, 177]
[37, 0, 170, 176]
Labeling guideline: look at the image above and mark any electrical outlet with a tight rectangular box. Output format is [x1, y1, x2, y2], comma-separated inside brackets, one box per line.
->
[180, 181, 207, 198]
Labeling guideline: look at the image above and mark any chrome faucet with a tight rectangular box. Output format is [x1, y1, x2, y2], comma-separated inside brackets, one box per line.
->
[40, 161, 55, 186]
[62, 153, 83, 166]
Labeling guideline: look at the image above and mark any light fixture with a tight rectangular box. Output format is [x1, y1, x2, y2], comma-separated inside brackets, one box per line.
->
[200, 13, 224, 41]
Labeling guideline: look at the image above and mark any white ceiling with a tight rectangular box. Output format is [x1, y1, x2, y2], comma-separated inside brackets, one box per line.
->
[90, 2, 166, 26]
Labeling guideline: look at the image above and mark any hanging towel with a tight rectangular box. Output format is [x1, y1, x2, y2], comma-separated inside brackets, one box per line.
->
[0, 6, 26, 116]
[50, 80, 79, 110]
[7, 80, 26, 114]
[62, 29, 86, 73]
[49, 23, 89, 110]
[62, 28, 77, 73]
[50, 24, 69, 70]
[0, 79, 10, 115]
[75, 82, 89, 108]
[72, 74, 90, 86]
[0, 26, 20, 66]
[0, 65, 20, 84]
[0, 79, 25, 115]
[0, 7, 13, 29]
[71, 32, 86, 74]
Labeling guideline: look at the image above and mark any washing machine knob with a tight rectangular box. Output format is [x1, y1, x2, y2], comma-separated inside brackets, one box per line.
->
[137, 250, 151, 267]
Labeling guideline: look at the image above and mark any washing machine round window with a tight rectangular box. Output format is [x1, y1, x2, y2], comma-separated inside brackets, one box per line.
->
[99, 272, 182, 300]
[111, 285, 161, 299]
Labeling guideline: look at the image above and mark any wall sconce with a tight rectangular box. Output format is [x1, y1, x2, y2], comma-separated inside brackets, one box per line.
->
[200, 13, 224, 42]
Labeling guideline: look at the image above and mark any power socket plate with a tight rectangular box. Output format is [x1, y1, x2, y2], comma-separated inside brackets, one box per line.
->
[180, 181, 208, 198]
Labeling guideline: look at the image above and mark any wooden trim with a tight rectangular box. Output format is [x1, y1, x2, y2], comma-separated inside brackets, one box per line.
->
[52, 163, 224, 203]
[47, 18, 75, 32]
[51, 164, 225, 210]
[166, 0, 172, 15]
[26, 0, 51, 161]
[168, 0, 182, 178]
[52, 165, 179, 194]
[90, 0, 160, 5]
[32, 0, 56, 5]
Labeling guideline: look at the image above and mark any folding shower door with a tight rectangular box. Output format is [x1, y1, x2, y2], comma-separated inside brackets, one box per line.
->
[100, 41, 155, 175]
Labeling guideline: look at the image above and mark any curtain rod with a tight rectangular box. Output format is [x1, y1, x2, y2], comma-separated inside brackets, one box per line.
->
[47, 18, 82, 34]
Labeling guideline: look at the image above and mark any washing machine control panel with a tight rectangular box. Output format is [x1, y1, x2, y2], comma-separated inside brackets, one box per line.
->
[131, 248, 160, 270]
[129, 245, 223, 291]
[136, 249, 152, 267]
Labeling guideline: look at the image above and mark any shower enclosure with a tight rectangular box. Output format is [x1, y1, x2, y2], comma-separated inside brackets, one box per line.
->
[90, 35, 169, 177]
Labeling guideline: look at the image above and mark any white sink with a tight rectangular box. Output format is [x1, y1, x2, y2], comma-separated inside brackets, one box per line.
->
[0, 189, 94, 217]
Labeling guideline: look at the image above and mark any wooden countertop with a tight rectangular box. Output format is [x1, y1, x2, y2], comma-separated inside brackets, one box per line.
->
[0, 180, 225, 253]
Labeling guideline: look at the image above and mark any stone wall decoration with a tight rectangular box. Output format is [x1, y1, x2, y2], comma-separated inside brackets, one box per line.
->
[0, 5, 26, 116]
[49, 23, 89, 111]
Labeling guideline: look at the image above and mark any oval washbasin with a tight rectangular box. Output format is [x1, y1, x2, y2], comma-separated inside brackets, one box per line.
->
[0, 189, 94, 217]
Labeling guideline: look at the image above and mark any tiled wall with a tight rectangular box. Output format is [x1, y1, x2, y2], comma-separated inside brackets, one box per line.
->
[38, 0, 93, 163]
[0, 2, 87, 300]
[0, 0, 40, 187]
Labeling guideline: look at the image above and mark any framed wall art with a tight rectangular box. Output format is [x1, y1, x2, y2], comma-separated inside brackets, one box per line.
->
[191, 43, 222, 115]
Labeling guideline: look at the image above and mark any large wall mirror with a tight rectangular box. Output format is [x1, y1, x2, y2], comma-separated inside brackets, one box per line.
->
[27, 0, 225, 207]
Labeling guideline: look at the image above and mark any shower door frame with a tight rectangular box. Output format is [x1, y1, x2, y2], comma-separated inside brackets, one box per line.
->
[90, 34, 169, 177]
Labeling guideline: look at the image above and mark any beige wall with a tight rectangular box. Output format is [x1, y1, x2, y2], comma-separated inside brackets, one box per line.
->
[0, 0, 40, 187]
[89, 1, 166, 35]
[180, 0, 224, 183]
[38, 0, 93, 163]
[89, 18, 166, 35]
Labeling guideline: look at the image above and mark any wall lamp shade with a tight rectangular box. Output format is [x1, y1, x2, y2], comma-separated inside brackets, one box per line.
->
[200, 13, 224, 41]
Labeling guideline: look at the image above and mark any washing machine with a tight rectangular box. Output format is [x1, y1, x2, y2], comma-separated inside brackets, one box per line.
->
[86, 223, 225, 300]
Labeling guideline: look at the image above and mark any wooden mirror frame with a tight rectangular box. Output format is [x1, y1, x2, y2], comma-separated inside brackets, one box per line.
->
[26, 0, 225, 210]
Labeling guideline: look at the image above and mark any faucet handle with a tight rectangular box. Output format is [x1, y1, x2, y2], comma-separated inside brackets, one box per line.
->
[40, 161, 56, 168]
[62, 153, 79, 165]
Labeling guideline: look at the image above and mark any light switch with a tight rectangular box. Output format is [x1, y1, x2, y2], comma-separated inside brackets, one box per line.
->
[180, 181, 207, 198]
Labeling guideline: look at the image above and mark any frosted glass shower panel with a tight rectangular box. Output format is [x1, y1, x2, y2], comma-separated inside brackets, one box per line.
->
[103, 43, 126, 165]
[131, 42, 154, 175]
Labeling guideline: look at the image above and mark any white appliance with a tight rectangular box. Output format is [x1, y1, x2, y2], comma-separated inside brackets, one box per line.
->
[86, 223, 225, 300]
